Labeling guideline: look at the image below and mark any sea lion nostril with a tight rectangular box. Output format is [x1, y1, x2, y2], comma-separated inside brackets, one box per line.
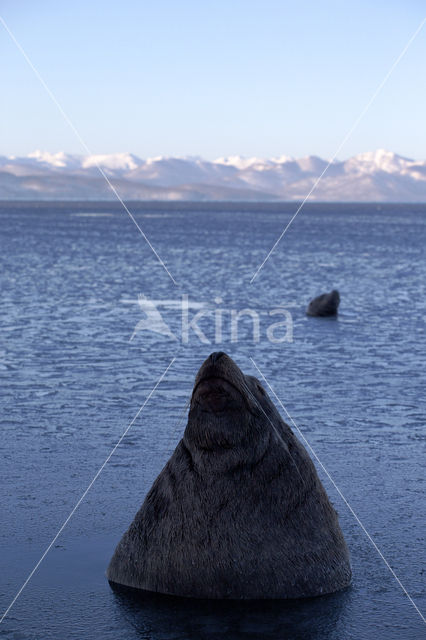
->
[209, 351, 226, 364]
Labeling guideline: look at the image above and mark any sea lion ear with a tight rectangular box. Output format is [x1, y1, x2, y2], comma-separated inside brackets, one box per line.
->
[246, 375, 266, 396]
[256, 383, 266, 396]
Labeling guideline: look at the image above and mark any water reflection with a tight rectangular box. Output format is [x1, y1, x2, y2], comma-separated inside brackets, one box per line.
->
[110, 582, 350, 640]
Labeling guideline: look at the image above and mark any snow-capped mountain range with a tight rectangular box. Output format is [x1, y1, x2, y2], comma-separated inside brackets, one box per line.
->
[1, 149, 426, 201]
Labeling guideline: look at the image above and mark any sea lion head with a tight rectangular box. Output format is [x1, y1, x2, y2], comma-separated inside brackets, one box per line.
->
[307, 289, 340, 316]
[184, 352, 274, 467]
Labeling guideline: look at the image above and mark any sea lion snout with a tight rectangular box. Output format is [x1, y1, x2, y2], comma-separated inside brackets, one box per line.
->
[193, 377, 242, 414]
[187, 353, 262, 452]
[193, 352, 246, 395]
[330, 289, 340, 302]
[191, 352, 248, 415]
[209, 351, 226, 364]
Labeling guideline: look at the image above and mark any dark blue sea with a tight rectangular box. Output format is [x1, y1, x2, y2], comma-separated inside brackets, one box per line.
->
[0, 201, 425, 639]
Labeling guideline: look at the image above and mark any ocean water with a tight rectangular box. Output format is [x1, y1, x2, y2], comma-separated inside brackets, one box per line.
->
[0, 201, 425, 639]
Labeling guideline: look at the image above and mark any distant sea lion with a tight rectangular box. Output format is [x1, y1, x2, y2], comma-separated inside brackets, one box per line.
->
[107, 352, 351, 599]
[307, 290, 340, 317]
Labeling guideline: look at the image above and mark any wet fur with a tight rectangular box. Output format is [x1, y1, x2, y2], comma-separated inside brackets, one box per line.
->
[107, 354, 351, 599]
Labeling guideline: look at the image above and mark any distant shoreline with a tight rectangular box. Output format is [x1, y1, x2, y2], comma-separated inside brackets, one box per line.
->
[1, 200, 426, 206]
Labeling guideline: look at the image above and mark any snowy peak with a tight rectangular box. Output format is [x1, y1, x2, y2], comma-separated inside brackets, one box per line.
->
[0, 149, 425, 201]
[18, 150, 143, 172]
[27, 150, 70, 167]
[214, 156, 268, 170]
[346, 149, 414, 174]
[81, 152, 140, 171]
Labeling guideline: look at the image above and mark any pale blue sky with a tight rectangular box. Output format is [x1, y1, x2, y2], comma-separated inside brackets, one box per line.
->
[0, 1, 425, 160]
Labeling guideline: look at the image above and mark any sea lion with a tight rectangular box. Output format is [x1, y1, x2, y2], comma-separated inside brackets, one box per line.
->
[107, 352, 351, 599]
[306, 290, 340, 317]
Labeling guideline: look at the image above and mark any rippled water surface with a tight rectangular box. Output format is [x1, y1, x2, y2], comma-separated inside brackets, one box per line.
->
[0, 202, 425, 639]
